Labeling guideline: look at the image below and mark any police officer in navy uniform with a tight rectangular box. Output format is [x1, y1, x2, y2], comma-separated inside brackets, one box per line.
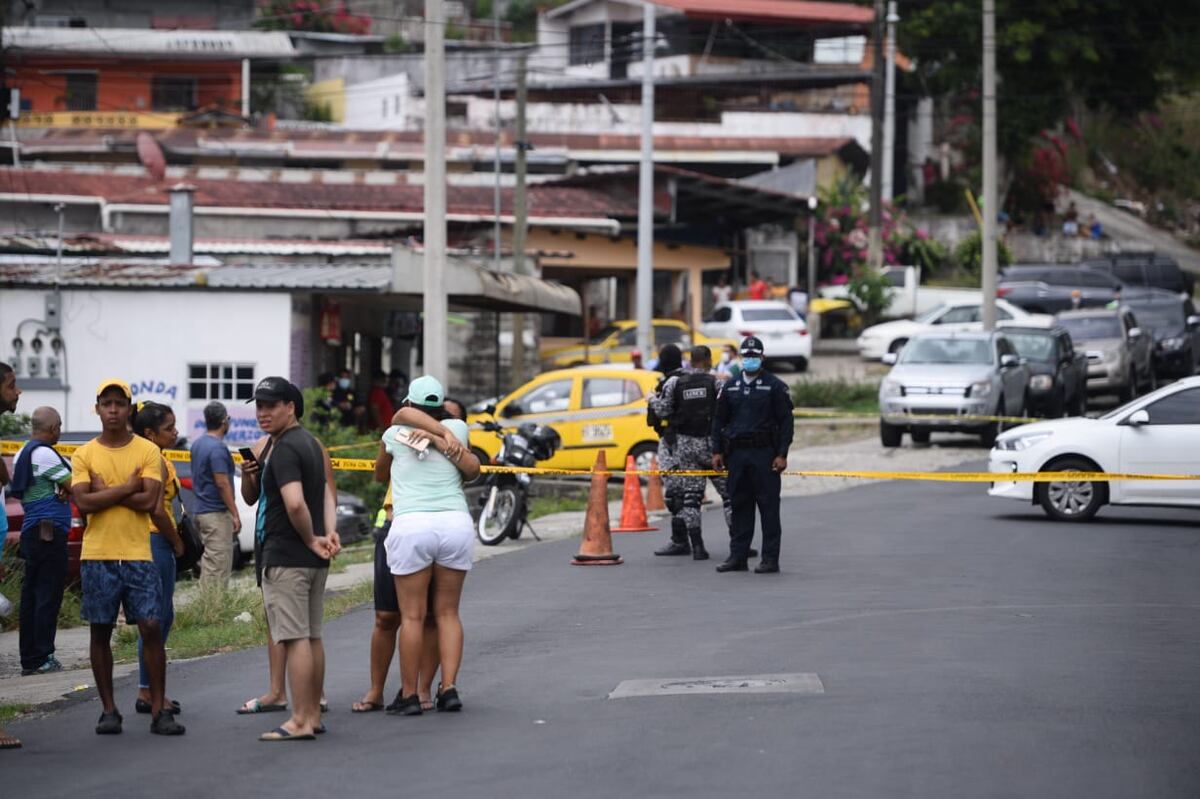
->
[710, 336, 794, 574]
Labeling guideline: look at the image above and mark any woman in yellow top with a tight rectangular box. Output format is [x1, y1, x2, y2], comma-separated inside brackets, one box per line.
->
[133, 402, 185, 717]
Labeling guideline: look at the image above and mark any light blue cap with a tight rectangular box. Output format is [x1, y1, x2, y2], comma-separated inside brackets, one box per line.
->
[406, 375, 445, 407]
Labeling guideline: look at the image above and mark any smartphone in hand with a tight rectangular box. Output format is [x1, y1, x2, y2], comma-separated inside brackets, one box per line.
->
[238, 447, 257, 465]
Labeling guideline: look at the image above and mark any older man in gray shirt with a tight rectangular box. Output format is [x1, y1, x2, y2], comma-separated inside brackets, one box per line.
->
[190, 402, 241, 589]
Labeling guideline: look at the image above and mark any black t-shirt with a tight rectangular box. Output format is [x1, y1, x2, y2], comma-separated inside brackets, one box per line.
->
[261, 426, 329, 570]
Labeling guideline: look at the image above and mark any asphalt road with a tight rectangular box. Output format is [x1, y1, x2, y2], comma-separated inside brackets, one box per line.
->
[7, 471, 1200, 798]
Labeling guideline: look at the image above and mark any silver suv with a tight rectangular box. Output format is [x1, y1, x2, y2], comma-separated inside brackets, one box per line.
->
[879, 331, 1030, 448]
[1055, 307, 1155, 402]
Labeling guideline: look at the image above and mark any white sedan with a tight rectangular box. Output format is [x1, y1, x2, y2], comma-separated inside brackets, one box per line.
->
[856, 299, 1049, 360]
[988, 376, 1200, 521]
[701, 300, 811, 370]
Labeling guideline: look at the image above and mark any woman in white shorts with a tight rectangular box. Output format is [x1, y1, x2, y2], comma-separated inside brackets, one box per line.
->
[379, 375, 480, 716]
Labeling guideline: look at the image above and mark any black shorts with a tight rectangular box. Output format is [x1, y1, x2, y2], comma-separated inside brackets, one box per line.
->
[373, 534, 399, 613]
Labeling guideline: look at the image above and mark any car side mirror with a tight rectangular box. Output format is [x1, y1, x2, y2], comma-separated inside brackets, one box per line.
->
[484, 403, 497, 416]
[1000, 354, 1019, 369]
[881, 352, 898, 365]
[500, 403, 519, 419]
[1129, 327, 1143, 339]
[1187, 315, 1200, 329]
[1126, 409, 1150, 426]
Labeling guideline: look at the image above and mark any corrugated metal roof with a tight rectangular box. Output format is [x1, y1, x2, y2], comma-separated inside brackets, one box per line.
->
[651, 0, 873, 25]
[2, 27, 297, 59]
[0, 261, 389, 291]
[0, 233, 393, 257]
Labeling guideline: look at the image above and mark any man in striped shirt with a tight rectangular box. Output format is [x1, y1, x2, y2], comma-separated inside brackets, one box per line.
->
[11, 407, 73, 676]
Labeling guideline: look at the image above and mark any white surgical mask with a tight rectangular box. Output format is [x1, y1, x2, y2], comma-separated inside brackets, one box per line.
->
[337, 377, 352, 390]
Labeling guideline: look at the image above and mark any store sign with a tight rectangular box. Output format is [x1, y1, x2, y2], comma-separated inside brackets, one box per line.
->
[186, 406, 262, 446]
[17, 111, 178, 129]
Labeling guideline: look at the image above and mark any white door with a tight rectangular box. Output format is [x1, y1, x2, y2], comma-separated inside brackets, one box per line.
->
[1118, 387, 1200, 505]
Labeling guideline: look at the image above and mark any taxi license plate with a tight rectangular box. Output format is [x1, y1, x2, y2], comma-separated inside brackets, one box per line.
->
[582, 424, 613, 442]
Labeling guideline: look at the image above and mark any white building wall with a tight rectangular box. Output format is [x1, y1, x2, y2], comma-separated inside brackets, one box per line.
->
[0, 289, 291, 445]
[344, 72, 412, 131]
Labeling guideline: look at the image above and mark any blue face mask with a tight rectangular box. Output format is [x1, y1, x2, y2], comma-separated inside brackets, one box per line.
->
[742, 357, 762, 373]
[337, 378, 352, 390]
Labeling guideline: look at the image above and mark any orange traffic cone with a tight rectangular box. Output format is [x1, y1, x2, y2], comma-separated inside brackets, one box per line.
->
[612, 455, 656, 533]
[572, 451, 623, 566]
[645, 455, 667, 516]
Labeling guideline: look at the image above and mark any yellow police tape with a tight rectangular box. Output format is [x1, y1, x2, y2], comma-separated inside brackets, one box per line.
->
[5, 440, 1193, 484]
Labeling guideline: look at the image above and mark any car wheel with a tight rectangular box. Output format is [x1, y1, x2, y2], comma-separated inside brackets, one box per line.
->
[466, 447, 490, 487]
[1047, 388, 1065, 418]
[910, 429, 931, 445]
[880, 421, 902, 448]
[888, 339, 908, 355]
[629, 442, 659, 482]
[793, 356, 808, 373]
[1036, 458, 1106, 522]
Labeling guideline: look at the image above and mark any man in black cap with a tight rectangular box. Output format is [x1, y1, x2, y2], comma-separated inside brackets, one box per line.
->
[710, 336, 794, 574]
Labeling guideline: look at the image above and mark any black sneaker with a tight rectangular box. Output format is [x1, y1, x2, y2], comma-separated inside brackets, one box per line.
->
[386, 692, 423, 716]
[151, 710, 186, 736]
[436, 685, 463, 713]
[96, 710, 123, 735]
[715, 558, 749, 573]
[654, 541, 691, 556]
[754, 559, 780, 574]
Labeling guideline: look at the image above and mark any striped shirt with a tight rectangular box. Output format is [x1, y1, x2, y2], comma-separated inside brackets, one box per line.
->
[16, 442, 72, 533]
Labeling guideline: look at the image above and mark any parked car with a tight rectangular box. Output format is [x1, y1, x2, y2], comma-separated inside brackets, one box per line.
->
[1118, 289, 1200, 379]
[701, 300, 811, 371]
[997, 324, 1089, 417]
[3, 433, 93, 584]
[174, 457, 372, 570]
[856, 299, 1049, 360]
[997, 264, 1124, 314]
[878, 331, 1030, 448]
[989, 376, 1200, 521]
[1084, 252, 1195, 297]
[1055, 307, 1155, 401]
[468, 365, 662, 474]
[820, 265, 980, 319]
[540, 319, 737, 369]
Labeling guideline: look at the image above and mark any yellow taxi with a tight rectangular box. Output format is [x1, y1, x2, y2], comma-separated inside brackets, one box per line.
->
[468, 366, 663, 473]
[540, 319, 739, 369]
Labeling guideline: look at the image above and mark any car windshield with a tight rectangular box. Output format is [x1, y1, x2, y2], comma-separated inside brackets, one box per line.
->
[1126, 303, 1183, 333]
[914, 305, 947, 324]
[588, 324, 620, 345]
[1057, 315, 1121, 341]
[900, 338, 994, 365]
[742, 307, 798, 322]
[1005, 332, 1055, 361]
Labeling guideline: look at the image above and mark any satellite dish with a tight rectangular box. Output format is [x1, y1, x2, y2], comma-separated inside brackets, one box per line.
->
[136, 131, 166, 182]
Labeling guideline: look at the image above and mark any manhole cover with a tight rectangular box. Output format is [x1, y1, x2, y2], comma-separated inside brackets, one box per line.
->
[608, 672, 824, 699]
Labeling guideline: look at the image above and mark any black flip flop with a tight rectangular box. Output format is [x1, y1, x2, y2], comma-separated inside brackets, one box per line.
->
[259, 726, 315, 742]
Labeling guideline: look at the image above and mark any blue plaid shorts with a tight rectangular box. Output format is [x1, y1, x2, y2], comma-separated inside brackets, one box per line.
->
[81, 560, 162, 625]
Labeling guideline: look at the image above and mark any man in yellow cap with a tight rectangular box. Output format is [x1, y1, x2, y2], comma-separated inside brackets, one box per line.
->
[71, 379, 185, 736]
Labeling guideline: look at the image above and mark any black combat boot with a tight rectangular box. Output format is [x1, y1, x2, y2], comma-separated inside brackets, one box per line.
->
[688, 530, 709, 561]
[654, 519, 691, 556]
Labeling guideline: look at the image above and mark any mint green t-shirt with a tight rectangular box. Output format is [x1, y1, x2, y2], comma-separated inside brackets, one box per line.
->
[384, 420, 471, 516]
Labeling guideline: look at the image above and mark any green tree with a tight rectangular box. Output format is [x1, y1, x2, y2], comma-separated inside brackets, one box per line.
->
[901, 0, 1200, 160]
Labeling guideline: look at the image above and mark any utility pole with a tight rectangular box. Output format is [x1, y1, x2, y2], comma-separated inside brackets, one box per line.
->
[981, 0, 998, 330]
[866, 0, 886, 270]
[423, 0, 448, 380]
[635, 2, 655, 358]
[510, 53, 529, 387]
[491, 0, 501, 274]
[882, 0, 898, 203]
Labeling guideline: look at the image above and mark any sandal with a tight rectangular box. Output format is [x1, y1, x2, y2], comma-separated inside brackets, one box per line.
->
[237, 698, 288, 715]
[419, 699, 435, 712]
[0, 727, 22, 749]
[259, 726, 315, 742]
[351, 700, 384, 713]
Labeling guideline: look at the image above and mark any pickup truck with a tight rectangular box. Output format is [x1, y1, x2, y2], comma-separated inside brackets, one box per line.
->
[820, 265, 979, 319]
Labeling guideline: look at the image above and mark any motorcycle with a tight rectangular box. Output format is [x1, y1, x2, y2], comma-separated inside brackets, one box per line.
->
[475, 420, 561, 546]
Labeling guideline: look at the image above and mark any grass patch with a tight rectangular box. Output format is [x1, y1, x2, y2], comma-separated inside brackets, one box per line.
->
[528, 494, 590, 519]
[0, 551, 85, 633]
[790, 378, 880, 414]
[0, 704, 33, 724]
[112, 576, 375, 663]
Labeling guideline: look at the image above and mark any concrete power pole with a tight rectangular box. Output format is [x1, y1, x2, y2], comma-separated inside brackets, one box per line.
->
[981, 0, 998, 330]
[423, 0, 448, 380]
[510, 54, 529, 387]
[882, 0, 898, 203]
[866, 0, 886, 270]
[635, 2, 655, 358]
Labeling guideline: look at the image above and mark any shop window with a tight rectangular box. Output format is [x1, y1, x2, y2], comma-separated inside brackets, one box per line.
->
[152, 76, 197, 112]
[188, 363, 256, 401]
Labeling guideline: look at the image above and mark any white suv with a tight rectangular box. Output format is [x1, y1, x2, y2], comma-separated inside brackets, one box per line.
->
[702, 300, 812, 371]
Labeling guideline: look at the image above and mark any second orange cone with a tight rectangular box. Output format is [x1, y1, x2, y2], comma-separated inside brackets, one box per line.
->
[612, 454, 657, 533]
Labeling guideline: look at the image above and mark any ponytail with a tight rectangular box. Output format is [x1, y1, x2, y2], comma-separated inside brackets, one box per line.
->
[134, 401, 173, 439]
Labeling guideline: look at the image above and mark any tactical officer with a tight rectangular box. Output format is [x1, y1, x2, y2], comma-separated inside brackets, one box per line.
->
[711, 336, 794, 574]
[647, 345, 730, 560]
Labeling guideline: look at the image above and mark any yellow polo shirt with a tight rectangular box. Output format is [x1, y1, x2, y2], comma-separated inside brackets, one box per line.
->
[72, 436, 163, 561]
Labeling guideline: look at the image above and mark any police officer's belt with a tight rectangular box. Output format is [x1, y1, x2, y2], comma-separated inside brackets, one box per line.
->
[726, 432, 774, 449]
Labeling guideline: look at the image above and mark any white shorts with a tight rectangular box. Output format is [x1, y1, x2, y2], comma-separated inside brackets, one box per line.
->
[385, 510, 475, 576]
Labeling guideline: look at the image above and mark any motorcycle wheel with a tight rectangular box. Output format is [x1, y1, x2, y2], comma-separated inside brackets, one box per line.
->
[477, 485, 524, 546]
